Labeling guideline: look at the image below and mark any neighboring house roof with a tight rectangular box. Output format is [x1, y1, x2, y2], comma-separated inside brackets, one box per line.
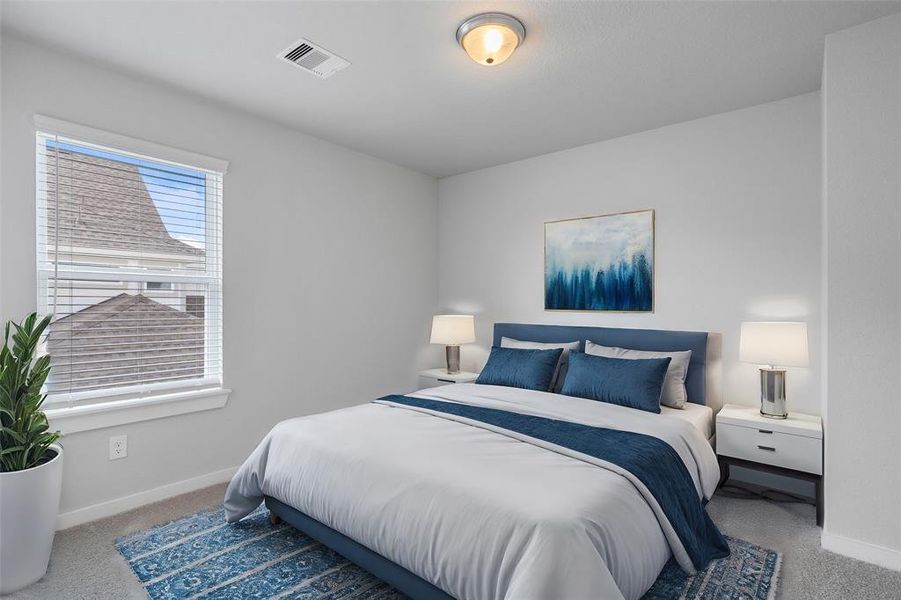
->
[46, 147, 204, 257]
[47, 293, 204, 392]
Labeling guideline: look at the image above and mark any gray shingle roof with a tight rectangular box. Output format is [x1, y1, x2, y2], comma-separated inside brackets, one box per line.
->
[46, 148, 204, 257]
[48, 293, 204, 392]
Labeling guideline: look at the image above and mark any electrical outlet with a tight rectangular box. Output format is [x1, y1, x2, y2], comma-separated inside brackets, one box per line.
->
[109, 435, 128, 460]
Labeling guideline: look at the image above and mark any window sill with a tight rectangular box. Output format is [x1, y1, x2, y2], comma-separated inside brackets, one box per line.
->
[45, 387, 231, 435]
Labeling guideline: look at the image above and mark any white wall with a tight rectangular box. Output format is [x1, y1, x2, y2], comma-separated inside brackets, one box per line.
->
[822, 13, 901, 568]
[438, 93, 822, 416]
[0, 35, 438, 516]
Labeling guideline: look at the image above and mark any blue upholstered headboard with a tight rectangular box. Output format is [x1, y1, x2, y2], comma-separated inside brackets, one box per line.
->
[492, 323, 709, 406]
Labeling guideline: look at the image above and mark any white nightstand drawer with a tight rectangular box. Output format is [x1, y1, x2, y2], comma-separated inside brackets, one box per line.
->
[418, 375, 457, 389]
[717, 422, 822, 475]
[418, 369, 479, 390]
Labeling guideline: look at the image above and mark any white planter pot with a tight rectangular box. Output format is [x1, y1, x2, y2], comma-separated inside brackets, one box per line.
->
[0, 444, 64, 594]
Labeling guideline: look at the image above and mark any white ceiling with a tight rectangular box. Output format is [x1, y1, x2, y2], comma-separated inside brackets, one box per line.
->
[3, 1, 900, 177]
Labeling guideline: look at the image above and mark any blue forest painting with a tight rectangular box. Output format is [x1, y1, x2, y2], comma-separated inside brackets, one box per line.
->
[545, 210, 654, 311]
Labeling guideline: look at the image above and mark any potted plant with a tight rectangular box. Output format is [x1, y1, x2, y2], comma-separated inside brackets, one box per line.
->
[0, 313, 63, 594]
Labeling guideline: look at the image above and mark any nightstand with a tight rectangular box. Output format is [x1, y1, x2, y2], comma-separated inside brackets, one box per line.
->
[418, 368, 479, 389]
[716, 403, 823, 526]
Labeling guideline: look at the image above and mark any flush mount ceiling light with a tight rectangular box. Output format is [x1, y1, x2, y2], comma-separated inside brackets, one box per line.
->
[456, 13, 525, 66]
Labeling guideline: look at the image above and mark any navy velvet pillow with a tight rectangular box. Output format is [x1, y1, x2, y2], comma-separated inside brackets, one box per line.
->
[475, 346, 564, 392]
[559, 351, 672, 413]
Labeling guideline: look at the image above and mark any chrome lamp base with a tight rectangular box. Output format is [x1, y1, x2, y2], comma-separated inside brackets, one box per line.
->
[759, 367, 788, 419]
[444, 345, 461, 374]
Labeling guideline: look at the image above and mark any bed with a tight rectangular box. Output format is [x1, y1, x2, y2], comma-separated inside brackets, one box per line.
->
[224, 323, 724, 600]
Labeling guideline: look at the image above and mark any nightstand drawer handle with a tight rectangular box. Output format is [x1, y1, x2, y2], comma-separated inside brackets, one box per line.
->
[758, 429, 773, 434]
[437, 378, 455, 383]
[757, 445, 776, 452]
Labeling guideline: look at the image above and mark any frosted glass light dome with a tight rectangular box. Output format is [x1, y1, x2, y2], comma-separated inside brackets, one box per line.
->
[456, 13, 526, 66]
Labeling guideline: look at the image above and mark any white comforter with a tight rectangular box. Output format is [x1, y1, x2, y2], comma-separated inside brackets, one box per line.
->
[224, 383, 720, 600]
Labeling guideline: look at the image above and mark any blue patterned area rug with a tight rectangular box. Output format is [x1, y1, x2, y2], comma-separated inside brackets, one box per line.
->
[116, 504, 780, 600]
[642, 536, 780, 600]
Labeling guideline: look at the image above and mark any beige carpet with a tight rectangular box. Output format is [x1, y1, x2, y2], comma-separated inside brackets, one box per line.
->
[5, 485, 900, 599]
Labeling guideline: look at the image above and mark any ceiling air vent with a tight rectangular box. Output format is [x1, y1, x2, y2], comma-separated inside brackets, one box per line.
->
[279, 38, 350, 79]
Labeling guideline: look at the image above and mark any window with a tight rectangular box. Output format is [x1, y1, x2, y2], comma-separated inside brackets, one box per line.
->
[36, 119, 225, 408]
[185, 295, 205, 319]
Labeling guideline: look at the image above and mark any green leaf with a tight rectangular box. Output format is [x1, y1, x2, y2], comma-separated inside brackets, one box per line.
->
[0, 426, 26, 443]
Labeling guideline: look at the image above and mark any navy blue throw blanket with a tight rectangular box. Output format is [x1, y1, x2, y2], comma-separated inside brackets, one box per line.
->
[378, 395, 729, 571]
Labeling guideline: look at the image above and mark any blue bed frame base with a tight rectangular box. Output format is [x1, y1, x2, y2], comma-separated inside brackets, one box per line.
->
[265, 496, 454, 600]
[266, 323, 711, 600]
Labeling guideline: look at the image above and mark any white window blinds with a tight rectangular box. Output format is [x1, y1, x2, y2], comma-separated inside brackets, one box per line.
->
[35, 124, 224, 406]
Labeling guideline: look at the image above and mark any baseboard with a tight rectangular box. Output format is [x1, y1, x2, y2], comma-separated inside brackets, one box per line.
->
[821, 530, 901, 571]
[55, 465, 239, 530]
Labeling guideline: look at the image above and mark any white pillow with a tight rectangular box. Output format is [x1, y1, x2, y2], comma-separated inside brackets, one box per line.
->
[501, 337, 580, 392]
[584, 341, 692, 409]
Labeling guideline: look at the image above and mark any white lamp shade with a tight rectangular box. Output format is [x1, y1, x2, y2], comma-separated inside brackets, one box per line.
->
[430, 315, 475, 345]
[739, 321, 809, 367]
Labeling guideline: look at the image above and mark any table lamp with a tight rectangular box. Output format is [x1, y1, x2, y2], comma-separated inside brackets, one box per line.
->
[739, 321, 809, 419]
[430, 315, 475, 374]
